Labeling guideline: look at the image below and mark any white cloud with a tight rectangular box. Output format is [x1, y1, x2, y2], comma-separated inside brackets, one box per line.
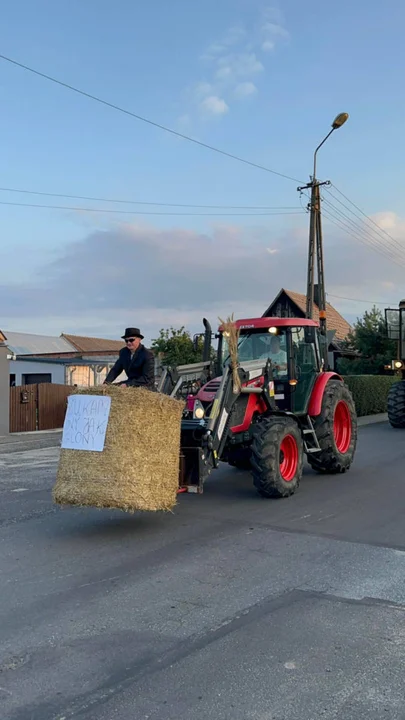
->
[217, 52, 264, 78]
[260, 8, 290, 52]
[2, 212, 405, 342]
[200, 95, 229, 115]
[234, 81, 258, 98]
[187, 11, 288, 122]
[201, 25, 246, 61]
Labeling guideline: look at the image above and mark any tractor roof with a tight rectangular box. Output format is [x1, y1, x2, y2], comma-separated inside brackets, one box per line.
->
[219, 317, 319, 332]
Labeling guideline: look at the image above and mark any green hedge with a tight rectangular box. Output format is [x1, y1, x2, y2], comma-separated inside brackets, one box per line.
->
[343, 375, 399, 417]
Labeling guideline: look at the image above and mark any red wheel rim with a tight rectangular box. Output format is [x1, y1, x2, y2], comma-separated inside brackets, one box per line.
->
[334, 401, 352, 454]
[279, 434, 298, 481]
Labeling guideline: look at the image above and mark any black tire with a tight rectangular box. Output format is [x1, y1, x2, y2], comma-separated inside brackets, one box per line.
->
[387, 380, 405, 428]
[307, 379, 357, 474]
[250, 416, 303, 498]
[228, 448, 252, 470]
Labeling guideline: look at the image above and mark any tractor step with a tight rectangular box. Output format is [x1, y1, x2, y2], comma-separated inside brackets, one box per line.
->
[301, 416, 321, 454]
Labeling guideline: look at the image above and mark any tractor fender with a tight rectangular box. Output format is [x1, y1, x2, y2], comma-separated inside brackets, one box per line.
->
[308, 372, 343, 416]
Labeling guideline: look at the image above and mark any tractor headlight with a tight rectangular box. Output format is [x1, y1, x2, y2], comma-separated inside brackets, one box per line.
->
[193, 400, 205, 419]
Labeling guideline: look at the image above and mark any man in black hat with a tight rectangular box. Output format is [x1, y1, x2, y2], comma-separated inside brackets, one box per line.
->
[104, 328, 155, 389]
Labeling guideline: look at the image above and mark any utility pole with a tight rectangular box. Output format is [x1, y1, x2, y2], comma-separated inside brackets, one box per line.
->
[298, 112, 349, 370]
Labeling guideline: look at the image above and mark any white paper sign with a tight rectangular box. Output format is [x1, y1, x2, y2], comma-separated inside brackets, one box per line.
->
[61, 395, 111, 452]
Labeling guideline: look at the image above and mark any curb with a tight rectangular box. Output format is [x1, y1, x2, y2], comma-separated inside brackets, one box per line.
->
[357, 413, 387, 427]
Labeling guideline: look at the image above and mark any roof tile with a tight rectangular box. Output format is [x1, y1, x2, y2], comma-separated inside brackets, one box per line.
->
[61, 334, 123, 353]
[283, 289, 351, 341]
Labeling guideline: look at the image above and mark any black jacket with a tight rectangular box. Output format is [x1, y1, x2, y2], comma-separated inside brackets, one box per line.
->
[104, 345, 155, 388]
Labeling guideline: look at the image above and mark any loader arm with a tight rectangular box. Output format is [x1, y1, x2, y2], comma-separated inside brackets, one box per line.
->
[179, 358, 277, 493]
[157, 359, 213, 398]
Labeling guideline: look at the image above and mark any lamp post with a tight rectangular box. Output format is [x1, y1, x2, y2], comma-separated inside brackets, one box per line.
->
[298, 112, 349, 369]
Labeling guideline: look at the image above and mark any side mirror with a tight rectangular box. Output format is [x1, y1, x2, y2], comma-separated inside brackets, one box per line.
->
[304, 326, 316, 344]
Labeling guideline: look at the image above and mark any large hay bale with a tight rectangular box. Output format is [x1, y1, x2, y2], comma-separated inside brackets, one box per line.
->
[53, 385, 184, 512]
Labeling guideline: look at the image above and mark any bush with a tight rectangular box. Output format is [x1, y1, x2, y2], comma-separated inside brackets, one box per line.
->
[343, 375, 399, 417]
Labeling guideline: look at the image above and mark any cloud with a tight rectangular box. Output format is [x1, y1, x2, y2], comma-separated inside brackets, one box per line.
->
[260, 7, 290, 52]
[216, 52, 264, 81]
[2, 212, 405, 342]
[184, 9, 290, 124]
[261, 21, 290, 52]
[234, 81, 258, 98]
[200, 95, 229, 115]
[201, 25, 246, 61]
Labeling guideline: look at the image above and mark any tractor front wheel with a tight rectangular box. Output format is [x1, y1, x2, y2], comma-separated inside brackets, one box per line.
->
[251, 416, 303, 498]
[387, 380, 405, 428]
[308, 379, 357, 474]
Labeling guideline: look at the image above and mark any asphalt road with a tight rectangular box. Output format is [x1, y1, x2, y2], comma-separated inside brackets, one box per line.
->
[0, 423, 404, 720]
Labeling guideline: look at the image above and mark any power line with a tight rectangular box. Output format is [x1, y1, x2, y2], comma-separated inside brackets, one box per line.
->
[327, 292, 395, 306]
[0, 200, 305, 217]
[321, 196, 405, 265]
[321, 207, 405, 270]
[0, 186, 300, 211]
[0, 53, 303, 184]
[326, 185, 405, 254]
[329, 183, 404, 252]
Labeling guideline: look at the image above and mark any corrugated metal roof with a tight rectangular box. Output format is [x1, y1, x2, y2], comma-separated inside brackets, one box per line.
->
[3, 331, 75, 356]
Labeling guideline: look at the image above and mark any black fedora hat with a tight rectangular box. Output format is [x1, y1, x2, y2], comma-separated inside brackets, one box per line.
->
[121, 327, 144, 340]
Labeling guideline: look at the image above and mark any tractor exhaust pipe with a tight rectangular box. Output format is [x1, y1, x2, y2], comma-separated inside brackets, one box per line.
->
[202, 318, 212, 362]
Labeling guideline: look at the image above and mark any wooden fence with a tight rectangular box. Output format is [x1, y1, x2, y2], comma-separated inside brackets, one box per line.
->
[10, 384, 73, 433]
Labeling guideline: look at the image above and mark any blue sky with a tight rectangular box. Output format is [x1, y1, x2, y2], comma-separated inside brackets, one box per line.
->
[1, 0, 405, 341]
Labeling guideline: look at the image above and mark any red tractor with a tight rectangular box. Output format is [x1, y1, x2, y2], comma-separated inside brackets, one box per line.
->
[164, 315, 357, 498]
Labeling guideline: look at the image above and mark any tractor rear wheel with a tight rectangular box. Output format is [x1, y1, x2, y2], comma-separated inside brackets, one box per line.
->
[307, 379, 357, 474]
[228, 447, 252, 470]
[387, 380, 405, 428]
[250, 416, 303, 498]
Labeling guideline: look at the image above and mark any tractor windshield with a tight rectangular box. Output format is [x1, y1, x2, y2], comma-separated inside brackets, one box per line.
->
[221, 330, 288, 377]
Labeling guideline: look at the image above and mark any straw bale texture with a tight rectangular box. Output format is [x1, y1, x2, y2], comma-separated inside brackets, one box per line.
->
[53, 385, 184, 512]
[219, 314, 241, 392]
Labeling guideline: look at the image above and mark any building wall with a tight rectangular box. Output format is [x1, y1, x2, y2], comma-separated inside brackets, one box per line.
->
[9, 360, 65, 386]
[65, 365, 122, 386]
[0, 344, 10, 435]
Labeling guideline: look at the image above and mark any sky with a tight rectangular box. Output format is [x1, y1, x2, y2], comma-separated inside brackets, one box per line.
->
[1, 0, 405, 343]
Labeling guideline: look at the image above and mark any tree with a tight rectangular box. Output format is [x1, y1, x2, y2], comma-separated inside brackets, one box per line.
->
[337, 306, 397, 375]
[151, 327, 207, 367]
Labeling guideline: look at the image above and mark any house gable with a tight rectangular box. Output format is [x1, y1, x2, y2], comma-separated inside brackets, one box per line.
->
[263, 288, 351, 342]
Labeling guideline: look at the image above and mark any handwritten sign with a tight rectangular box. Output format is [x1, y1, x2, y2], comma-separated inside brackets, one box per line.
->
[61, 395, 111, 452]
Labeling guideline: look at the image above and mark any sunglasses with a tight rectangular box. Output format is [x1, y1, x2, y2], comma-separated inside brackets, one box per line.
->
[125, 337, 138, 344]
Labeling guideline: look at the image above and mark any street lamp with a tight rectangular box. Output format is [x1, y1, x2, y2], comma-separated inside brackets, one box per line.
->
[298, 112, 349, 369]
[313, 112, 349, 183]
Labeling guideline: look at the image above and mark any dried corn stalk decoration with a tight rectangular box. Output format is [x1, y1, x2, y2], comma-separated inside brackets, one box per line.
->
[219, 314, 241, 393]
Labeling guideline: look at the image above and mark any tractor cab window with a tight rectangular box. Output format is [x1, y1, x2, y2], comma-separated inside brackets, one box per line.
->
[290, 327, 319, 413]
[222, 330, 288, 378]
